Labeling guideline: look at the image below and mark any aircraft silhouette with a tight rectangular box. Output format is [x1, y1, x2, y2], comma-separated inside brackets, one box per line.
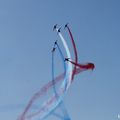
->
[58, 27, 61, 33]
[53, 24, 57, 31]
[64, 58, 70, 61]
[54, 40, 58, 45]
[64, 23, 69, 29]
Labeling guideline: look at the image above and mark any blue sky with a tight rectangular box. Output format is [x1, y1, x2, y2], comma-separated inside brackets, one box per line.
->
[0, 0, 120, 120]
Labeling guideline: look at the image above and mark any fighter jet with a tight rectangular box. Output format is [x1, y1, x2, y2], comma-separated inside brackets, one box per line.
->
[64, 23, 69, 29]
[53, 24, 57, 31]
[54, 40, 58, 45]
[64, 58, 70, 61]
[58, 27, 61, 33]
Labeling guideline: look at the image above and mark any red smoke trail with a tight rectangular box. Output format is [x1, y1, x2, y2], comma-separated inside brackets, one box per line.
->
[17, 72, 65, 120]
[69, 60, 95, 71]
[66, 25, 78, 81]
[66, 24, 95, 78]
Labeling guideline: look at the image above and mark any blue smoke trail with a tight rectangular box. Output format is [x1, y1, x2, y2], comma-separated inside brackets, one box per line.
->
[51, 42, 71, 120]
[39, 29, 73, 120]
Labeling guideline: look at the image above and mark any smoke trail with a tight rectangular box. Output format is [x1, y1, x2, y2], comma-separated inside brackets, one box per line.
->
[25, 29, 74, 119]
[17, 24, 95, 120]
[17, 74, 66, 120]
[17, 36, 72, 120]
[65, 24, 95, 77]
[65, 25, 78, 80]
[56, 28, 73, 89]
[69, 60, 95, 71]
[52, 42, 71, 120]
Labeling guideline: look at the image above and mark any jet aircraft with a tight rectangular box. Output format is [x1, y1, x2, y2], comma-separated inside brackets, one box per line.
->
[53, 24, 57, 31]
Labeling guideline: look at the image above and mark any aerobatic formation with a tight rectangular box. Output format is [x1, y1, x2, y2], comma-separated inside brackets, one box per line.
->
[17, 24, 95, 120]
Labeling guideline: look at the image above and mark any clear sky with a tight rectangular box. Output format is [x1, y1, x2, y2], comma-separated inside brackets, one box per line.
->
[0, 0, 120, 120]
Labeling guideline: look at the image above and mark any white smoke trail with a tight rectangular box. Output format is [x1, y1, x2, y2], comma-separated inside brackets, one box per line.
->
[56, 28, 73, 89]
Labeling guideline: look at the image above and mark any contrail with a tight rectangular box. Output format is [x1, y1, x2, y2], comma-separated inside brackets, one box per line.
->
[16, 24, 95, 120]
